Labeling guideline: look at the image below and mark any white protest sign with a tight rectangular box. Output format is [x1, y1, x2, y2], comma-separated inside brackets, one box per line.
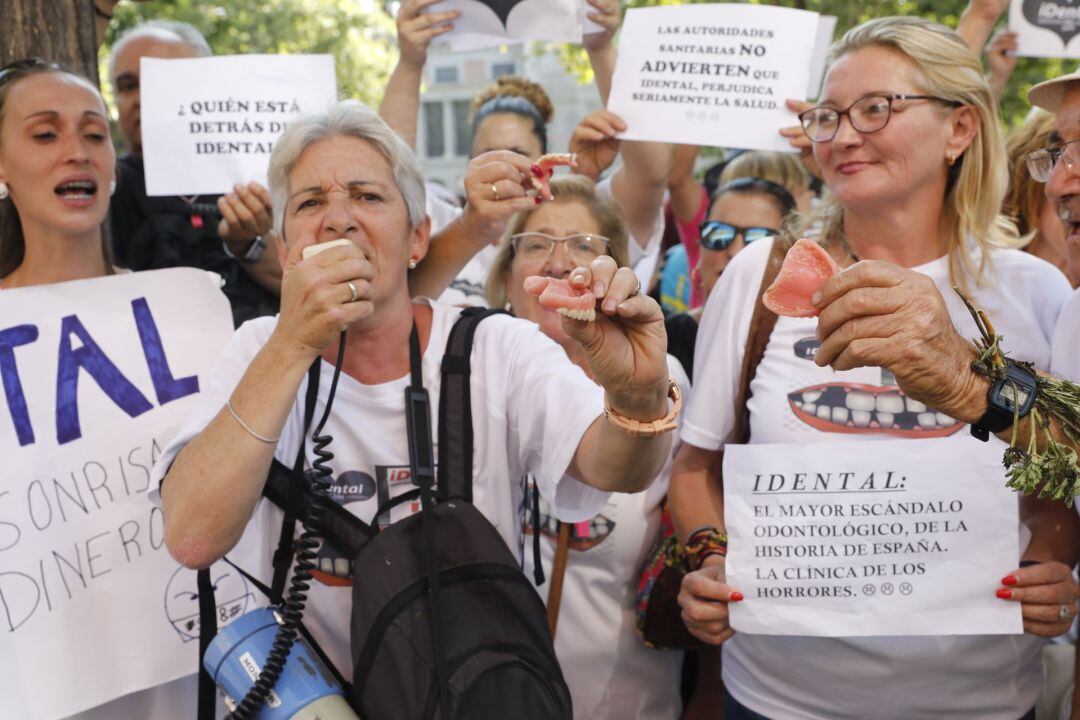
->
[1010, 0, 1080, 58]
[427, 0, 583, 51]
[724, 437, 1023, 637]
[141, 54, 337, 196]
[807, 15, 837, 98]
[607, 4, 819, 151]
[0, 270, 254, 719]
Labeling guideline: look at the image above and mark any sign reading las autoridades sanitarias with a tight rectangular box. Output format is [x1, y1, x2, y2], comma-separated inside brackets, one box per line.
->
[724, 438, 1023, 637]
[1011, 0, 1080, 58]
[141, 54, 337, 196]
[607, 4, 821, 151]
[0, 270, 248, 719]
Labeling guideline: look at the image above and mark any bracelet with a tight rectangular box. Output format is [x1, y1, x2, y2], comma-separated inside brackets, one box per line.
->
[604, 377, 682, 438]
[226, 397, 279, 444]
[684, 526, 728, 572]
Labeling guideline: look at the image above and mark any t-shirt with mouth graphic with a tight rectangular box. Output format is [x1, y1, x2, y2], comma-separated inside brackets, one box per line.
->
[683, 236, 1071, 720]
[152, 299, 610, 676]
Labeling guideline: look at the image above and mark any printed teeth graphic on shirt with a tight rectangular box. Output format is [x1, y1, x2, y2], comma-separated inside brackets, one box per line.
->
[788, 382, 964, 437]
[556, 307, 597, 322]
[793, 336, 820, 361]
[524, 508, 615, 551]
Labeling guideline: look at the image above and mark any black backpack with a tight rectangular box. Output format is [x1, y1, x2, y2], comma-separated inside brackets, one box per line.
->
[197, 307, 571, 720]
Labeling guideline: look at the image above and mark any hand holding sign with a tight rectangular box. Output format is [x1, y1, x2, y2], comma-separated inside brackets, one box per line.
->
[583, 0, 622, 50]
[397, 0, 461, 67]
[569, 110, 626, 180]
[999, 561, 1080, 637]
[678, 557, 743, 645]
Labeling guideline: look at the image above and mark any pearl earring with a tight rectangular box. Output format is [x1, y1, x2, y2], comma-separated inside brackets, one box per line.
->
[109, 179, 116, 195]
[0, 182, 8, 200]
[408, 258, 417, 269]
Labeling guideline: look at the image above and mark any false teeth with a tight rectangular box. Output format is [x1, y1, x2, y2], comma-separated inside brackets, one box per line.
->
[556, 307, 596, 322]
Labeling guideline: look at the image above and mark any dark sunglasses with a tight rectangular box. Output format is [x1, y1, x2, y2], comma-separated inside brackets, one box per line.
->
[698, 220, 777, 250]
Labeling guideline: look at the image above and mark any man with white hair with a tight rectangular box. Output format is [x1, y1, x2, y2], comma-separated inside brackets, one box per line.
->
[108, 20, 281, 325]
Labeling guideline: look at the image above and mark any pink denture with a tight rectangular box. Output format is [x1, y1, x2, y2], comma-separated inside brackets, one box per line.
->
[535, 153, 578, 201]
[762, 238, 840, 318]
[523, 276, 597, 321]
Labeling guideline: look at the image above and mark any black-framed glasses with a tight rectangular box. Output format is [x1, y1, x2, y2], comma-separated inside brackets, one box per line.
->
[798, 93, 962, 143]
[510, 232, 611, 265]
[1027, 139, 1080, 182]
[698, 221, 776, 250]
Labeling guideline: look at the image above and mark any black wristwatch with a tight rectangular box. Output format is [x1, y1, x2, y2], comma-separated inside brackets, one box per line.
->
[970, 359, 1038, 441]
[222, 235, 267, 264]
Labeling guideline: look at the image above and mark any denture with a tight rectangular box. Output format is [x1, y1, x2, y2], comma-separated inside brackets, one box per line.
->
[524, 275, 597, 321]
[535, 153, 578, 201]
[763, 238, 840, 318]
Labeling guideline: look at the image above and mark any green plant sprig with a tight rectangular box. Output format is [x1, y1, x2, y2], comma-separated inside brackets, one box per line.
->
[956, 287, 1080, 505]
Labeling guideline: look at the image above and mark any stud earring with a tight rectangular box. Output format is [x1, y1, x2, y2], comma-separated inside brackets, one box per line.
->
[0, 182, 8, 200]
[946, 153, 956, 166]
[109, 179, 117, 195]
[408, 258, 417, 269]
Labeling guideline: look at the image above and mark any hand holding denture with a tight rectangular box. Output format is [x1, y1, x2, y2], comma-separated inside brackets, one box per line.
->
[812, 260, 979, 423]
[525, 256, 668, 417]
[460, 150, 544, 246]
[763, 238, 839, 318]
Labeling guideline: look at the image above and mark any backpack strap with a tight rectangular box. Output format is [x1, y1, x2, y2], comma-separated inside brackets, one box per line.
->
[437, 307, 507, 502]
[731, 237, 790, 445]
[546, 521, 572, 637]
[196, 568, 218, 720]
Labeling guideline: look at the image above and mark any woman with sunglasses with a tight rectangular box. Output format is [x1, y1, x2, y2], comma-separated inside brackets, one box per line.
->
[670, 17, 1079, 720]
[486, 174, 691, 720]
[665, 178, 795, 382]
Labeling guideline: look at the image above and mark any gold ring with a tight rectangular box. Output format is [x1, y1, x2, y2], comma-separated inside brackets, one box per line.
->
[346, 280, 358, 303]
[491, 183, 500, 201]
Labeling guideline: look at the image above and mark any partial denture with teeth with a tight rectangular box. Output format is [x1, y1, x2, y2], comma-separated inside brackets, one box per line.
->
[556, 307, 596, 322]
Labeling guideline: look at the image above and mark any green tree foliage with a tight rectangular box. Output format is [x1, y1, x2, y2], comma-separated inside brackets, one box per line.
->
[100, 0, 398, 109]
[559, 0, 1073, 129]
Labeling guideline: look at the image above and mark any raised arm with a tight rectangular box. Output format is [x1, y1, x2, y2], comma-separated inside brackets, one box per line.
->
[377, 0, 460, 148]
[162, 242, 374, 568]
[582, 0, 621, 104]
[669, 144, 705, 224]
[956, 0, 1009, 57]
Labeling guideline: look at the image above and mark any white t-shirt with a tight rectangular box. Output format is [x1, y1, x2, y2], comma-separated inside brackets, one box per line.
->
[152, 300, 610, 674]
[684, 237, 1070, 720]
[426, 194, 497, 308]
[1051, 287, 1080, 383]
[596, 174, 665, 291]
[524, 356, 690, 720]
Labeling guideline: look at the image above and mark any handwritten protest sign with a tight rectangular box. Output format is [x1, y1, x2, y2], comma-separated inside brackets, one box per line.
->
[1011, 0, 1080, 58]
[428, 0, 587, 51]
[141, 54, 337, 196]
[724, 437, 1023, 637]
[607, 4, 821, 151]
[0, 270, 257, 719]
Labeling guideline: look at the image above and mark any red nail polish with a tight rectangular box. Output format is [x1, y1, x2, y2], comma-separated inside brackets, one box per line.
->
[730, 591, 744, 602]
[1002, 575, 1018, 586]
[534, 196, 543, 205]
[996, 588, 1012, 599]
[531, 164, 543, 177]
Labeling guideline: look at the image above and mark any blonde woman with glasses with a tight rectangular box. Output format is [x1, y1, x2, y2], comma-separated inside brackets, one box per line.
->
[671, 16, 1079, 720]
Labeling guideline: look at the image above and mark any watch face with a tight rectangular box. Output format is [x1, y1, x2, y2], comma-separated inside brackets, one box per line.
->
[996, 384, 1031, 411]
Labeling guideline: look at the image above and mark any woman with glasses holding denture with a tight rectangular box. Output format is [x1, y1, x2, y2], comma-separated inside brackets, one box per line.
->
[485, 174, 691, 720]
[670, 15, 1080, 720]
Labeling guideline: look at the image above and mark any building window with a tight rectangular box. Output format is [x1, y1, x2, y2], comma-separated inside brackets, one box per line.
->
[434, 66, 458, 84]
[452, 100, 472, 157]
[491, 62, 515, 79]
[423, 101, 445, 158]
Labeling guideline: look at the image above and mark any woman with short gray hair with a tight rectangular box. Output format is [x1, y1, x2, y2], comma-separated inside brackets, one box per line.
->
[154, 101, 679, 692]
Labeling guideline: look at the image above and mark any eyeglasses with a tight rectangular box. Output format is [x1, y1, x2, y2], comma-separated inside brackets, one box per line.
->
[798, 93, 962, 143]
[1027, 139, 1080, 182]
[510, 232, 610, 265]
[698, 221, 776, 250]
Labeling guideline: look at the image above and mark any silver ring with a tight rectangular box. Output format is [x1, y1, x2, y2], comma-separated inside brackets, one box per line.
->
[1060, 604, 1071, 622]
[346, 280, 358, 303]
[627, 281, 642, 299]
